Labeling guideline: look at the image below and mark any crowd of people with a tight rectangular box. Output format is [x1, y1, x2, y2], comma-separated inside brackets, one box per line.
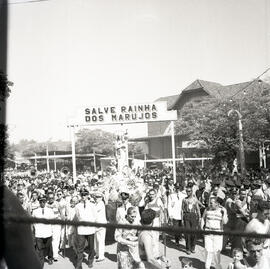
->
[3, 164, 270, 269]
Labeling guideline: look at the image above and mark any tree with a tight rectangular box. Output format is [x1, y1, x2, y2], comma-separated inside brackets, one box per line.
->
[76, 128, 115, 155]
[0, 72, 13, 172]
[0, 71, 11, 101]
[13, 139, 71, 157]
[175, 81, 270, 167]
[128, 142, 144, 157]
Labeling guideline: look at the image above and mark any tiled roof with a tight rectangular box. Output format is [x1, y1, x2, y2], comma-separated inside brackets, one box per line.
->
[155, 95, 179, 109]
[167, 79, 270, 109]
[183, 79, 222, 97]
[216, 80, 270, 99]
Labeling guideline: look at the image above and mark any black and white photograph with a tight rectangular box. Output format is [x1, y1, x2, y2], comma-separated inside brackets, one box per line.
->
[1, 0, 270, 268]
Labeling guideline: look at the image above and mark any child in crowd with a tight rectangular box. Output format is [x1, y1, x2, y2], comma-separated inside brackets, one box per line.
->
[227, 248, 248, 269]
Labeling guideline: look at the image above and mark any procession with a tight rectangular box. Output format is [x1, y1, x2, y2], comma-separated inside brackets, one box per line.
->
[2, 154, 270, 269]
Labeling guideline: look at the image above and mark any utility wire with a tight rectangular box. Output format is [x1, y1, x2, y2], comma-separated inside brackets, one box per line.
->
[208, 67, 270, 113]
[230, 67, 270, 99]
[4, 214, 270, 239]
[8, 0, 51, 4]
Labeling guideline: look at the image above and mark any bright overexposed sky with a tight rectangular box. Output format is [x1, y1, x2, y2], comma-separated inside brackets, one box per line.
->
[6, 0, 270, 143]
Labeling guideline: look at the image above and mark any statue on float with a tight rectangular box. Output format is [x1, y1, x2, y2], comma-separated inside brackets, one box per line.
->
[114, 129, 129, 173]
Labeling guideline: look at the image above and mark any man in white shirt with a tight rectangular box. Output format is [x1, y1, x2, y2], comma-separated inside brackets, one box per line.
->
[75, 189, 97, 269]
[168, 183, 186, 245]
[47, 192, 62, 261]
[94, 192, 107, 262]
[32, 196, 54, 268]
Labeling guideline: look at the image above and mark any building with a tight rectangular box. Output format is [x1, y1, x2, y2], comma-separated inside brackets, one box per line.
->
[131, 79, 270, 168]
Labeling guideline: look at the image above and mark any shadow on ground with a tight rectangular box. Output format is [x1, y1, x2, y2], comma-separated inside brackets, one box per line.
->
[62, 248, 76, 267]
[179, 256, 205, 269]
[105, 252, 117, 262]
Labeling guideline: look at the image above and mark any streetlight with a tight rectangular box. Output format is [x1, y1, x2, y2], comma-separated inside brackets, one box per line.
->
[228, 109, 246, 175]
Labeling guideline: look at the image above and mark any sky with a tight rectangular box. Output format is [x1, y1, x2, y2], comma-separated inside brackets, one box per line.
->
[6, 0, 270, 143]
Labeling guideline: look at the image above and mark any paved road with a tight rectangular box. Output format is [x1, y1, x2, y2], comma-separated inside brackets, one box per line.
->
[44, 236, 232, 269]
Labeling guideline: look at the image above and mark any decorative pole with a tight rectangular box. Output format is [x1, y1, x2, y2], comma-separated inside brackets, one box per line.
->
[228, 109, 246, 175]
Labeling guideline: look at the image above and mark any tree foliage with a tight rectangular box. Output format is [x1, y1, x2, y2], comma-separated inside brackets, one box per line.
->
[128, 142, 144, 157]
[76, 128, 115, 155]
[0, 71, 11, 101]
[175, 82, 270, 166]
[0, 71, 13, 171]
[12, 139, 71, 157]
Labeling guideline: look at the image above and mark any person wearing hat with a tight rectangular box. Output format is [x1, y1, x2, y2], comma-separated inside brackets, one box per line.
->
[75, 189, 97, 269]
[32, 195, 54, 267]
[116, 189, 140, 224]
[94, 191, 107, 262]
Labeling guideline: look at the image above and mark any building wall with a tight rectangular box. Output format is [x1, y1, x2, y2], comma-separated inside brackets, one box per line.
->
[148, 89, 209, 137]
[148, 135, 183, 159]
[148, 121, 170, 136]
[149, 137, 172, 159]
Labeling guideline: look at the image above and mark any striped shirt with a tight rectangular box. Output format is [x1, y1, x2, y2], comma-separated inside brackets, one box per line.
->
[204, 207, 225, 231]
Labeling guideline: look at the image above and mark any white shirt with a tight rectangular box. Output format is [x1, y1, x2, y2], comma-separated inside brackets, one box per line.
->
[66, 205, 77, 235]
[116, 202, 140, 223]
[168, 192, 186, 220]
[95, 200, 107, 223]
[75, 200, 97, 235]
[32, 207, 54, 238]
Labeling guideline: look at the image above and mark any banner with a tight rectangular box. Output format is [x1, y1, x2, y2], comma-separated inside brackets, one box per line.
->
[69, 101, 177, 126]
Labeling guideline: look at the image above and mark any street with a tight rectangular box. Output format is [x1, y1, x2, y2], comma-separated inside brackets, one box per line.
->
[44, 236, 232, 269]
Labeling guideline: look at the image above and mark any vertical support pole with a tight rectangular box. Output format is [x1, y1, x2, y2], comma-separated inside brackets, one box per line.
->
[259, 144, 263, 168]
[238, 118, 246, 175]
[54, 152, 57, 171]
[34, 153, 37, 170]
[202, 158, 204, 168]
[93, 150, 97, 173]
[262, 143, 266, 169]
[171, 121, 176, 183]
[144, 153, 147, 169]
[46, 145, 50, 172]
[71, 125, 76, 182]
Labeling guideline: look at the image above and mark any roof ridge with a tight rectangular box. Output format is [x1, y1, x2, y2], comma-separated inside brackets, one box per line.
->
[197, 79, 204, 88]
[197, 79, 222, 85]
[223, 81, 251, 87]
